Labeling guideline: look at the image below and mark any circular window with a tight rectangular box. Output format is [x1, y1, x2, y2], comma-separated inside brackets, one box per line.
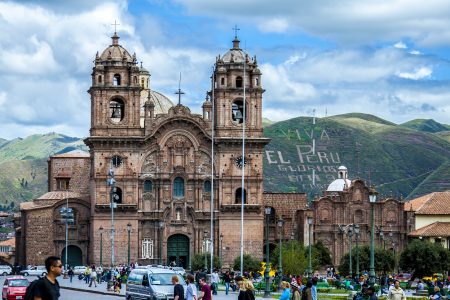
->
[111, 156, 123, 168]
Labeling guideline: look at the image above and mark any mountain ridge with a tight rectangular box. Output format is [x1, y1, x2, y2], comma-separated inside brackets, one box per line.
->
[0, 114, 449, 207]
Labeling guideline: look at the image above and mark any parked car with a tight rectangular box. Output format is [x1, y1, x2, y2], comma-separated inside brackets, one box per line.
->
[0, 265, 12, 276]
[126, 267, 186, 300]
[73, 266, 87, 275]
[1, 276, 29, 300]
[20, 266, 47, 276]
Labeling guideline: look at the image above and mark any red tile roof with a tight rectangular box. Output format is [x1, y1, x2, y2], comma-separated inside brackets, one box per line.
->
[408, 222, 450, 237]
[0, 238, 15, 248]
[405, 191, 450, 214]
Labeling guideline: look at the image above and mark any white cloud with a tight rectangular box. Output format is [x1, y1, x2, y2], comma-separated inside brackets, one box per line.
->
[177, 0, 450, 46]
[260, 47, 449, 125]
[394, 42, 407, 49]
[257, 18, 289, 33]
[397, 67, 432, 80]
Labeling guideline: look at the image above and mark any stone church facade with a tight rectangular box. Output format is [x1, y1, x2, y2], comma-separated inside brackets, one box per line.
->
[17, 33, 407, 269]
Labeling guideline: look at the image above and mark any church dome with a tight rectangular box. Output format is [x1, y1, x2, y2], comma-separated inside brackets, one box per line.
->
[327, 165, 351, 192]
[99, 33, 134, 62]
[327, 178, 352, 192]
[149, 90, 174, 115]
[222, 37, 247, 63]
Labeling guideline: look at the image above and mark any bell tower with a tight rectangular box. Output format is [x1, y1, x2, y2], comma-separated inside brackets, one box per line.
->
[88, 32, 142, 137]
[212, 35, 270, 264]
[212, 35, 264, 138]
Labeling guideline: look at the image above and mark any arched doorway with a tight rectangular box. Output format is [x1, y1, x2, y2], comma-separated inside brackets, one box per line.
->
[167, 234, 189, 268]
[61, 245, 83, 267]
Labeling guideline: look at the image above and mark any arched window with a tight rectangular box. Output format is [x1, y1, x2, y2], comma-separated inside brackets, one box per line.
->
[236, 76, 243, 88]
[110, 98, 125, 123]
[98, 75, 102, 84]
[144, 180, 152, 192]
[221, 77, 225, 86]
[141, 78, 145, 88]
[255, 78, 259, 86]
[204, 180, 211, 193]
[113, 187, 122, 204]
[134, 76, 138, 84]
[113, 74, 121, 86]
[173, 177, 185, 198]
[235, 188, 247, 204]
[232, 100, 246, 123]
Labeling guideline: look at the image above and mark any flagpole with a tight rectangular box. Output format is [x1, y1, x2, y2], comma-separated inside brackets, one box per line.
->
[240, 49, 246, 275]
[210, 65, 215, 274]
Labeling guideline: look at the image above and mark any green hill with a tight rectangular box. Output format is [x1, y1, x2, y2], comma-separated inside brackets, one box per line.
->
[0, 133, 87, 207]
[1, 114, 450, 207]
[262, 118, 275, 127]
[400, 119, 450, 133]
[263, 115, 450, 199]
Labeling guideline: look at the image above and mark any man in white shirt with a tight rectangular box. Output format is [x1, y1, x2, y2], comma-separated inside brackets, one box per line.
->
[211, 270, 220, 295]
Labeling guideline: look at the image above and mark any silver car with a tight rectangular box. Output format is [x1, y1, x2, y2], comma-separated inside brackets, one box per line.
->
[20, 266, 47, 276]
[126, 267, 186, 300]
[0, 265, 12, 276]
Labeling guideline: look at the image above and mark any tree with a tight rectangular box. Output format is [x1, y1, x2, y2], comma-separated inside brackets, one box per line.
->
[191, 253, 221, 271]
[399, 240, 450, 278]
[339, 245, 395, 276]
[233, 254, 260, 273]
[270, 240, 308, 275]
[312, 240, 332, 267]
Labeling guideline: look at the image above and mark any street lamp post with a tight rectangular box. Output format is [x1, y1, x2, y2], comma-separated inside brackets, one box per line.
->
[59, 199, 74, 271]
[127, 222, 132, 266]
[219, 234, 223, 265]
[354, 224, 360, 279]
[264, 207, 272, 298]
[99, 226, 104, 267]
[348, 226, 353, 279]
[307, 217, 313, 278]
[369, 186, 378, 286]
[159, 221, 165, 265]
[107, 166, 117, 269]
[277, 217, 285, 276]
[203, 230, 208, 271]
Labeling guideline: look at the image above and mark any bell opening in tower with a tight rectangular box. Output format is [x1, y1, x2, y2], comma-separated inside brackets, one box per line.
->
[232, 99, 246, 124]
[110, 99, 125, 123]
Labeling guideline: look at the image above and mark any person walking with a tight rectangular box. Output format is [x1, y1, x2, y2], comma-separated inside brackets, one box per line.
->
[89, 269, 97, 287]
[29, 256, 62, 300]
[311, 277, 318, 300]
[198, 277, 212, 300]
[211, 269, 219, 295]
[388, 280, 406, 300]
[224, 271, 231, 295]
[279, 281, 291, 300]
[172, 275, 185, 300]
[67, 267, 74, 283]
[302, 281, 313, 300]
[186, 274, 198, 300]
[291, 282, 301, 300]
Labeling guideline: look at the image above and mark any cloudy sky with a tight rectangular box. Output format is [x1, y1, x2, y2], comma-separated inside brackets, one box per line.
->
[1, 0, 450, 139]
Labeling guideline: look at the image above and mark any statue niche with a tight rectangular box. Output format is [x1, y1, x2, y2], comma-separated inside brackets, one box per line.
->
[165, 135, 193, 169]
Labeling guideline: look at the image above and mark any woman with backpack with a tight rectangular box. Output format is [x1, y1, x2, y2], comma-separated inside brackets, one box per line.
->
[301, 281, 313, 300]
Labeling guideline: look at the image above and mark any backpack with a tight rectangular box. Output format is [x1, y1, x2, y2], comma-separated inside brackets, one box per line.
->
[24, 277, 44, 300]
[301, 287, 308, 300]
